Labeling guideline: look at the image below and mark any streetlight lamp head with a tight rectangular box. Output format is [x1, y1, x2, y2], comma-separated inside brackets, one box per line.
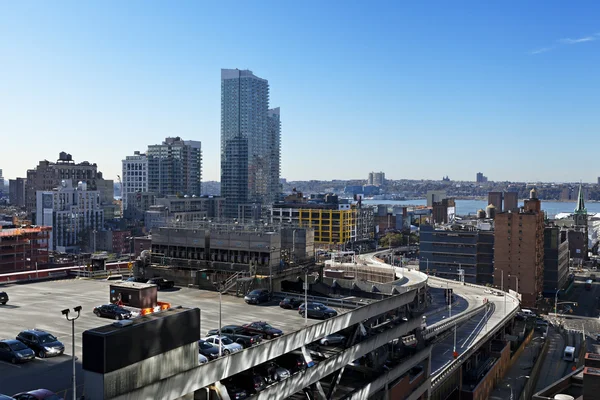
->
[61, 309, 70, 316]
[73, 305, 82, 313]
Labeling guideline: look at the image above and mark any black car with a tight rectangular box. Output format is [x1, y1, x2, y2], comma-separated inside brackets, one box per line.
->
[299, 302, 338, 319]
[242, 321, 283, 340]
[147, 277, 175, 290]
[277, 352, 307, 374]
[0, 292, 8, 305]
[279, 297, 303, 309]
[198, 339, 220, 360]
[222, 379, 248, 400]
[235, 370, 267, 394]
[93, 304, 133, 320]
[244, 289, 271, 305]
[125, 276, 147, 283]
[16, 329, 64, 358]
[0, 339, 35, 364]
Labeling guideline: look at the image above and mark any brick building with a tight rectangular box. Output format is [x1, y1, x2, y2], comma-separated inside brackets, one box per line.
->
[0, 226, 51, 273]
[494, 188, 545, 308]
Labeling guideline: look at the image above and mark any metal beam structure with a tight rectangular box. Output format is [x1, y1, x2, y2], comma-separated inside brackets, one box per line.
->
[109, 288, 422, 400]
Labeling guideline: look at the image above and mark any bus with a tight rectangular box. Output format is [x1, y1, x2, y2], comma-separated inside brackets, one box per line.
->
[563, 346, 575, 362]
[585, 279, 593, 290]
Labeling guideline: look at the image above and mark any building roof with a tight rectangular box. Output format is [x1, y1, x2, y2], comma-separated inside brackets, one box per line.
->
[0, 226, 52, 237]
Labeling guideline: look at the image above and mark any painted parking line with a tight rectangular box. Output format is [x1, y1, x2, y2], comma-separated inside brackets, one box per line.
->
[0, 361, 23, 369]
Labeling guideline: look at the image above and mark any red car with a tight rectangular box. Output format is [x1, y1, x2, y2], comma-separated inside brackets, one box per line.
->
[13, 389, 63, 400]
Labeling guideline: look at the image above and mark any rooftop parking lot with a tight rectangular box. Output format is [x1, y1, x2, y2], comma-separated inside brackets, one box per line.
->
[0, 278, 338, 395]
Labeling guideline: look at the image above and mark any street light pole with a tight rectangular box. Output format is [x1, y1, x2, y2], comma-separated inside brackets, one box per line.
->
[304, 268, 308, 328]
[555, 289, 560, 316]
[62, 306, 82, 400]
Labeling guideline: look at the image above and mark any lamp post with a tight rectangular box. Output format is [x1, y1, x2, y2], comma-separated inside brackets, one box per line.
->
[61, 306, 82, 400]
[508, 274, 519, 295]
[422, 257, 429, 275]
[213, 281, 224, 357]
[554, 288, 560, 316]
[303, 267, 309, 328]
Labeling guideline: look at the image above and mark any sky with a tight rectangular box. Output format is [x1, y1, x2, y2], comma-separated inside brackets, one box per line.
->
[1, 1, 599, 183]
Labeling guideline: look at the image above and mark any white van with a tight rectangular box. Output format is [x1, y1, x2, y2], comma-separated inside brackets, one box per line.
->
[563, 346, 575, 362]
[520, 309, 535, 317]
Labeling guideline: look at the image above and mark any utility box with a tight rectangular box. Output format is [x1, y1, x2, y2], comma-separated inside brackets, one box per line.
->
[109, 282, 157, 309]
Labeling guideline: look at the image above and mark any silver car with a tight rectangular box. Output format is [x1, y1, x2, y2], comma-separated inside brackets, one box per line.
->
[320, 333, 346, 346]
[202, 335, 243, 355]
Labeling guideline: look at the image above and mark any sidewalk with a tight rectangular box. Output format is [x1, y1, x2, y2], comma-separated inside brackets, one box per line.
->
[489, 335, 543, 400]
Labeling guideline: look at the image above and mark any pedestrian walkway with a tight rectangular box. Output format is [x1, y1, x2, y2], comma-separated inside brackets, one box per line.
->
[489, 334, 542, 400]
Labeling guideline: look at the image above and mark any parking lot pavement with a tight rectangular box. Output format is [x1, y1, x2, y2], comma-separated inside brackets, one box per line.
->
[0, 279, 331, 360]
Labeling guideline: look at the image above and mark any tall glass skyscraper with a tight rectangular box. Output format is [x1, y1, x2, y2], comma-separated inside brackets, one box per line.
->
[221, 69, 281, 219]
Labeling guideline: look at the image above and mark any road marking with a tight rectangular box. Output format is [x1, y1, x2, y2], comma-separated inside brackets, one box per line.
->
[0, 361, 23, 369]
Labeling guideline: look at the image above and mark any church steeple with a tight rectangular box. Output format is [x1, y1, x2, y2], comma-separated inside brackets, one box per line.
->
[575, 183, 587, 215]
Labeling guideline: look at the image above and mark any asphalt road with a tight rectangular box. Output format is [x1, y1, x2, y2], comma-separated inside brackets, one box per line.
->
[0, 278, 332, 396]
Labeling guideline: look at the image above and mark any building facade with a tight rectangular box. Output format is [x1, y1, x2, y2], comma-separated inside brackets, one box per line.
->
[221, 69, 281, 219]
[147, 137, 202, 198]
[543, 225, 569, 295]
[0, 226, 51, 273]
[494, 189, 545, 308]
[25, 152, 113, 224]
[367, 172, 385, 186]
[419, 224, 494, 284]
[36, 180, 104, 252]
[476, 172, 488, 183]
[121, 151, 148, 211]
[9, 178, 26, 208]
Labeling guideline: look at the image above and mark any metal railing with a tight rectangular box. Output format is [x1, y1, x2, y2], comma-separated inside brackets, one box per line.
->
[272, 291, 371, 309]
[70, 268, 132, 279]
[422, 302, 491, 340]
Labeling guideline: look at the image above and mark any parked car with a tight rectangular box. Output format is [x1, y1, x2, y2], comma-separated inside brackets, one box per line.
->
[221, 379, 248, 400]
[235, 370, 267, 394]
[12, 389, 63, 400]
[0, 291, 8, 305]
[277, 352, 307, 374]
[299, 302, 338, 319]
[16, 330, 64, 358]
[0, 395, 15, 400]
[206, 325, 262, 348]
[320, 333, 346, 346]
[244, 289, 271, 305]
[203, 335, 243, 355]
[93, 304, 133, 320]
[255, 361, 291, 383]
[279, 297, 303, 309]
[0, 339, 35, 364]
[146, 277, 175, 290]
[198, 353, 208, 364]
[242, 321, 283, 340]
[198, 339, 220, 360]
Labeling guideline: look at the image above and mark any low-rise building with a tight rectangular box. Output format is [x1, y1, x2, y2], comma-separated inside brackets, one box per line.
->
[419, 222, 494, 284]
[0, 225, 51, 273]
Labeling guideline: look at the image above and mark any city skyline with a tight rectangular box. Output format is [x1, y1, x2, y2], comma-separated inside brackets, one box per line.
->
[2, 2, 600, 183]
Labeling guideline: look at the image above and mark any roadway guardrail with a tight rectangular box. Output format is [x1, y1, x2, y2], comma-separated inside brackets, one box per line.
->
[272, 291, 370, 309]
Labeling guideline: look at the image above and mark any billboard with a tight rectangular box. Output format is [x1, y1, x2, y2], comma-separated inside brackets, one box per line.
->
[42, 193, 53, 210]
[447, 206, 456, 223]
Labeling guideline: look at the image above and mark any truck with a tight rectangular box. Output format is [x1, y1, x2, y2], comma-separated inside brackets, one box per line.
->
[206, 325, 263, 348]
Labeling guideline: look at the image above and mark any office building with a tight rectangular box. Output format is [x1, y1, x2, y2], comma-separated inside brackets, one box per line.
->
[543, 225, 569, 296]
[494, 188, 545, 308]
[121, 151, 148, 211]
[476, 172, 488, 183]
[221, 69, 281, 220]
[367, 172, 385, 186]
[36, 180, 104, 252]
[147, 137, 202, 198]
[0, 169, 4, 197]
[271, 192, 374, 245]
[9, 178, 26, 208]
[419, 224, 494, 284]
[25, 152, 113, 224]
[124, 191, 156, 222]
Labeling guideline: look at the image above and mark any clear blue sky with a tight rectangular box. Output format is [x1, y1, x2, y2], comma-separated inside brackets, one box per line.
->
[1, 1, 599, 183]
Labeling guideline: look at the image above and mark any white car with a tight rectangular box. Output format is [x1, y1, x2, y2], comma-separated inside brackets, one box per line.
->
[198, 353, 208, 364]
[202, 335, 243, 355]
[484, 289, 493, 294]
[320, 334, 346, 346]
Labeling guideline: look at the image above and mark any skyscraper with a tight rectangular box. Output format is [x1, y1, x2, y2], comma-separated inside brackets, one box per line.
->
[221, 69, 281, 219]
[147, 137, 202, 197]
